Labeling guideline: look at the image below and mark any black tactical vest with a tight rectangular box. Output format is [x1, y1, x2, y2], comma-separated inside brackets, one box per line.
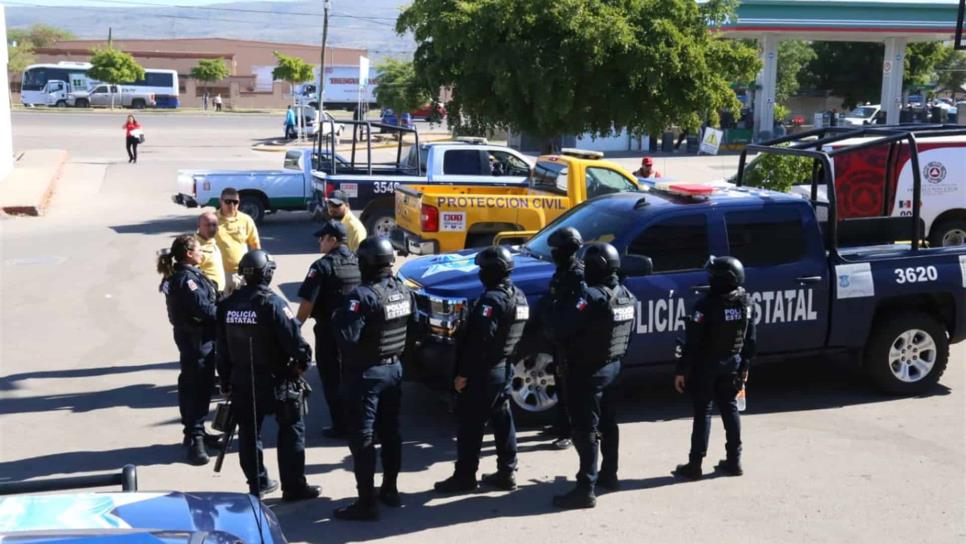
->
[358, 278, 412, 361]
[315, 250, 361, 324]
[494, 283, 530, 360]
[704, 289, 751, 362]
[572, 285, 636, 366]
[223, 287, 285, 386]
[163, 265, 216, 332]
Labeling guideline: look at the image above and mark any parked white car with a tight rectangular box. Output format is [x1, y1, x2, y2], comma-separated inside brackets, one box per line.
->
[842, 104, 881, 126]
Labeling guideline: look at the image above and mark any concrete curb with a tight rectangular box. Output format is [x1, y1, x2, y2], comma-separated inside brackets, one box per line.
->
[0, 149, 70, 216]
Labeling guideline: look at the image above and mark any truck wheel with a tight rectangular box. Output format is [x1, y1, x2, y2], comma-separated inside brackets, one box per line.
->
[928, 218, 966, 247]
[76, 99, 89, 108]
[509, 352, 558, 421]
[55, 100, 67, 108]
[365, 207, 396, 237]
[240, 195, 266, 225]
[132, 99, 146, 109]
[864, 311, 948, 394]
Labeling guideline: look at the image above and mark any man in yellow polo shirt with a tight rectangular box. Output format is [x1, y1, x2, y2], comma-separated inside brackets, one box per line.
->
[215, 188, 261, 285]
[326, 189, 366, 251]
[195, 211, 225, 292]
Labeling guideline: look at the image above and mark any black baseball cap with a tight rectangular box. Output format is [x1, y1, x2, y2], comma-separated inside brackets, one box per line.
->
[328, 189, 349, 206]
[313, 219, 347, 241]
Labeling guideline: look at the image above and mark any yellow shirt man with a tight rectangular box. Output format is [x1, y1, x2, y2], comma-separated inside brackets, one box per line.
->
[342, 211, 367, 252]
[195, 234, 226, 291]
[216, 208, 261, 274]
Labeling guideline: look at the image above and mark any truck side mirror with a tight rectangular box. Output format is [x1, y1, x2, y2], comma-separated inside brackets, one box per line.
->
[621, 254, 653, 277]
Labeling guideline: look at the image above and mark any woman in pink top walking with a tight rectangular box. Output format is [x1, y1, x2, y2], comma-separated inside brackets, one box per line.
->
[123, 114, 142, 163]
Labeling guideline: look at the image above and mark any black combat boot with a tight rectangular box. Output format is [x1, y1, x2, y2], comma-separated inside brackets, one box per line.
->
[333, 499, 378, 521]
[433, 474, 478, 494]
[187, 437, 209, 466]
[596, 472, 620, 492]
[378, 485, 402, 507]
[552, 486, 596, 509]
[481, 471, 517, 491]
[715, 457, 743, 476]
[672, 456, 703, 481]
[282, 485, 322, 502]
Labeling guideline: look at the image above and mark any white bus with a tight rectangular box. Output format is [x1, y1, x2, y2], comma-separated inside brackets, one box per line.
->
[20, 62, 181, 108]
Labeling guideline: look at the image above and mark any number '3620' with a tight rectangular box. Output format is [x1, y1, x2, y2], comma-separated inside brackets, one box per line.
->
[894, 266, 938, 284]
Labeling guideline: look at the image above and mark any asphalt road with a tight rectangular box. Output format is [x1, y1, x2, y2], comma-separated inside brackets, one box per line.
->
[2, 111, 964, 543]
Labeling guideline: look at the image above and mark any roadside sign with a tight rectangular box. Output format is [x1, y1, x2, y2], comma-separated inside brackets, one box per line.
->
[699, 127, 723, 155]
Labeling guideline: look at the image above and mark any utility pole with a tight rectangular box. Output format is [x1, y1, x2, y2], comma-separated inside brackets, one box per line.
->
[108, 27, 112, 47]
[318, 0, 330, 110]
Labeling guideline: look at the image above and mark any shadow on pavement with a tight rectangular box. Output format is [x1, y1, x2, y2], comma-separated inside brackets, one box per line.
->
[0, 444, 184, 483]
[110, 215, 197, 236]
[0, 361, 178, 392]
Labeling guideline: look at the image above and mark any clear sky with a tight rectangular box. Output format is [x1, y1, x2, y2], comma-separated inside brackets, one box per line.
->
[2, 0, 297, 6]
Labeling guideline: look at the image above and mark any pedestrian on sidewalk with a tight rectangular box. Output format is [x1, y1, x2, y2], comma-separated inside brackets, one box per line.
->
[214, 94, 223, 112]
[123, 114, 142, 164]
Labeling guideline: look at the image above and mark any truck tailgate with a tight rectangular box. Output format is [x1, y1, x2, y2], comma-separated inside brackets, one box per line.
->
[395, 185, 424, 234]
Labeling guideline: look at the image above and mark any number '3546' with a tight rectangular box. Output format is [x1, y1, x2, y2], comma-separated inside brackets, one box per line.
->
[894, 266, 938, 284]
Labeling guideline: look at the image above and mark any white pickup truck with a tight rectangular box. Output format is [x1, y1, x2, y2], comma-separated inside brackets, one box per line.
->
[311, 123, 534, 236]
[172, 148, 340, 223]
[68, 84, 156, 109]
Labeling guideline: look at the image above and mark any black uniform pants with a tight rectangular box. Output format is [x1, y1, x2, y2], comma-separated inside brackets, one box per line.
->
[689, 372, 742, 460]
[552, 349, 572, 439]
[314, 327, 345, 432]
[454, 364, 517, 478]
[343, 361, 403, 501]
[235, 390, 307, 495]
[173, 328, 216, 440]
[567, 359, 620, 490]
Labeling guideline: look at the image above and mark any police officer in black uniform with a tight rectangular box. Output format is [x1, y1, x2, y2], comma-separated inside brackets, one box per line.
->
[216, 249, 321, 501]
[672, 256, 756, 480]
[550, 242, 637, 509]
[333, 236, 414, 521]
[544, 227, 584, 450]
[158, 234, 219, 466]
[434, 246, 528, 493]
[296, 219, 361, 439]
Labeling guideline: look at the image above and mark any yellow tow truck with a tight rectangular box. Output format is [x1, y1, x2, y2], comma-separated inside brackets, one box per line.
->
[390, 149, 641, 255]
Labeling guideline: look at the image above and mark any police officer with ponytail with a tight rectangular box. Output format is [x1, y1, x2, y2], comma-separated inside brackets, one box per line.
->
[672, 256, 756, 480]
[550, 242, 637, 509]
[158, 234, 219, 466]
[434, 246, 528, 494]
[333, 236, 414, 521]
[297, 219, 361, 439]
[216, 249, 320, 502]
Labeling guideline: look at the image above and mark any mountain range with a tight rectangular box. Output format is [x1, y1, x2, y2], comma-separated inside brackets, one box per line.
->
[4, 0, 415, 59]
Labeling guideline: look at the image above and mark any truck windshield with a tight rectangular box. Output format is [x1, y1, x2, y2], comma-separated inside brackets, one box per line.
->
[525, 201, 631, 259]
[850, 106, 877, 118]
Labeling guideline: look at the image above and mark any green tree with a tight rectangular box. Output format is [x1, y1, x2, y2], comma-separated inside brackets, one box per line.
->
[8, 24, 75, 49]
[88, 46, 145, 110]
[776, 41, 816, 103]
[805, 41, 946, 108]
[397, 0, 760, 149]
[374, 58, 431, 117]
[190, 58, 230, 107]
[935, 45, 966, 99]
[271, 51, 315, 98]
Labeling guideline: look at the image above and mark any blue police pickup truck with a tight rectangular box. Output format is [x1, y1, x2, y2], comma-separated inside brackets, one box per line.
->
[397, 126, 966, 414]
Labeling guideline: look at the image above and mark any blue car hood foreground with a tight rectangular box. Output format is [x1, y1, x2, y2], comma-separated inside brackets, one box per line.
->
[399, 249, 556, 300]
[0, 492, 286, 543]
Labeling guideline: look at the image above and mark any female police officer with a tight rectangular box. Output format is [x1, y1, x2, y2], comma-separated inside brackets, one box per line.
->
[158, 234, 219, 466]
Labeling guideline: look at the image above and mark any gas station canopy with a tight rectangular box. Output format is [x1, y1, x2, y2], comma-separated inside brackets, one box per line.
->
[714, 0, 960, 139]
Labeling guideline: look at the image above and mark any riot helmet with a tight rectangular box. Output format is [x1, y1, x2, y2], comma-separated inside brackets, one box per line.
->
[581, 242, 621, 284]
[548, 227, 582, 264]
[357, 236, 395, 270]
[239, 249, 276, 285]
[705, 255, 745, 294]
[475, 246, 514, 287]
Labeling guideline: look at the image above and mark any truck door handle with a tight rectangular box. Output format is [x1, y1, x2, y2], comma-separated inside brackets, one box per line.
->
[795, 275, 823, 284]
[691, 284, 710, 292]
